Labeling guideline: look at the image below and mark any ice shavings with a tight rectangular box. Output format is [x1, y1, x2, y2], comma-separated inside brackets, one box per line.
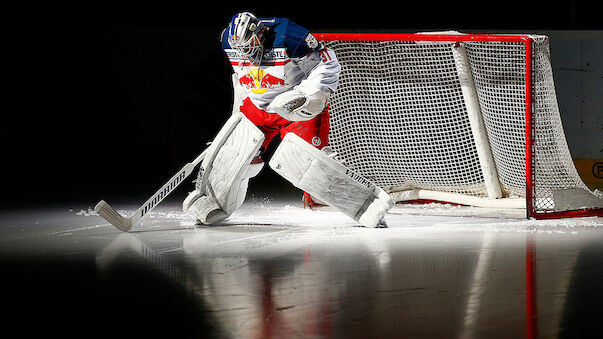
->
[72, 207, 98, 217]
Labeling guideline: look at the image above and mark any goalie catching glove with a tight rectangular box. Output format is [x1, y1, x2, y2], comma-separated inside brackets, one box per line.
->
[267, 83, 330, 122]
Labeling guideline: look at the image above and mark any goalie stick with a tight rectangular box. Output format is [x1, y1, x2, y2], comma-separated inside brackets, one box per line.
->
[95, 149, 208, 232]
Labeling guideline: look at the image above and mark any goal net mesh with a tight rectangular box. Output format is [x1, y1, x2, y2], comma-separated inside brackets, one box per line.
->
[320, 33, 601, 213]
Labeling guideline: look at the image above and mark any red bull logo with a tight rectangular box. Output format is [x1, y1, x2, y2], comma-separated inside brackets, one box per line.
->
[239, 68, 284, 94]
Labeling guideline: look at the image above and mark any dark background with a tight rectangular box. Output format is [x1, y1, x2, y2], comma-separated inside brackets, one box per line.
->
[1, 3, 601, 338]
[3, 1, 601, 210]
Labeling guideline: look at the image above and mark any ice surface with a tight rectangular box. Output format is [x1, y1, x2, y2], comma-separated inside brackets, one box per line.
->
[2, 196, 602, 338]
[71, 196, 601, 236]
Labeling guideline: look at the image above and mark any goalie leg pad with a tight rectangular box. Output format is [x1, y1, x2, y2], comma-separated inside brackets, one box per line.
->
[269, 133, 394, 227]
[184, 114, 265, 224]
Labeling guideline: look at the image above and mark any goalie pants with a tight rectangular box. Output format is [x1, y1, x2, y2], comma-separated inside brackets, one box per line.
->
[240, 98, 330, 151]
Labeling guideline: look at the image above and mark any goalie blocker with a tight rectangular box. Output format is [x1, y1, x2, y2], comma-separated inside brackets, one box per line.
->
[270, 133, 394, 227]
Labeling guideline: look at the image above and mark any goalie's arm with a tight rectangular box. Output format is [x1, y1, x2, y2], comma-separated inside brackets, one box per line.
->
[298, 47, 340, 94]
[267, 47, 340, 121]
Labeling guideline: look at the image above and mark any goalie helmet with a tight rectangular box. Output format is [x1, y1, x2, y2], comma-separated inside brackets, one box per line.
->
[227, 12, 265, 65]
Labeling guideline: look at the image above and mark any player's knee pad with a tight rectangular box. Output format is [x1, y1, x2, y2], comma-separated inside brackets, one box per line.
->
[183, 113, 265, 224]
[269, 133, 393, 227]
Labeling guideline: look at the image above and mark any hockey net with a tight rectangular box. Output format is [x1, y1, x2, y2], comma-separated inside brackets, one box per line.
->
[315, 32, 602, 219]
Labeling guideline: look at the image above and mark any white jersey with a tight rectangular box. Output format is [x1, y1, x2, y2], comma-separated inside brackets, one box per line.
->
[221, 18, 340, 111]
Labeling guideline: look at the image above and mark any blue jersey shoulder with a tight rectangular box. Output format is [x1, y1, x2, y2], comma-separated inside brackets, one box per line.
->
[263, 18, 314, 58]
[221, 17, 316, 58]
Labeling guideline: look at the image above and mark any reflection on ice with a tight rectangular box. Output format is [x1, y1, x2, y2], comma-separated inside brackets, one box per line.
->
[91, 200, 601, 338]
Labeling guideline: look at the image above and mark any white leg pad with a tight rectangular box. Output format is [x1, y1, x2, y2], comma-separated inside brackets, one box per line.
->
[184, 113, 264, 224]
[269, 133, 394, 227]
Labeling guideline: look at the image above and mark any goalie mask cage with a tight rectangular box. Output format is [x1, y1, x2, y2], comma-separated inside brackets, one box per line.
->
[315, 32, 603, 219]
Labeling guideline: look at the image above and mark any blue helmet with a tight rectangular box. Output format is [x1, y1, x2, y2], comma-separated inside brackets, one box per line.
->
[227, 12, 265, 64]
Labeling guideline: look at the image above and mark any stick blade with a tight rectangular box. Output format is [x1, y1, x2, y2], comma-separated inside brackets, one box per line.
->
[94, 200, 132, 232]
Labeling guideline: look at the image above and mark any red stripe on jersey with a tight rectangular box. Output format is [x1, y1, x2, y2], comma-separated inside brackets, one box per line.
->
[230, 60, 291, 67]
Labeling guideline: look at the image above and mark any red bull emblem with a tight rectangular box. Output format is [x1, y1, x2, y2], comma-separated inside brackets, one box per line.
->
[239, 68, 284, 94]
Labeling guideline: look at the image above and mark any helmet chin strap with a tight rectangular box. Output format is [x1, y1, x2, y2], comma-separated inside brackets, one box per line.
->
[248, 43, 264, 66]
[239, 32, 265, 65]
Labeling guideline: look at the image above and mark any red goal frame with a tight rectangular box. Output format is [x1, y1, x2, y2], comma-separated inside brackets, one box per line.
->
[314, 33, 602, 219]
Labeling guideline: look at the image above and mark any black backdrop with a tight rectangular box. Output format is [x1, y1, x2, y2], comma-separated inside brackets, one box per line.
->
[3, 1, 600, 209]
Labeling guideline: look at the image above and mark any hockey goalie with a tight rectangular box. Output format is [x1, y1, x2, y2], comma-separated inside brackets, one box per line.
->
[183, 12, 393, 227]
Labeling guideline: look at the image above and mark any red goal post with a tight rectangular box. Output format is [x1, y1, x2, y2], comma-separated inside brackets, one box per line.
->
[313, 32, 603, 219]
